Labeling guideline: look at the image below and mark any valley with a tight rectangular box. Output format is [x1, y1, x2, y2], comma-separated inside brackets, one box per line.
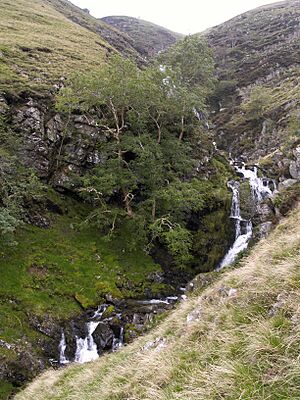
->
[0, 0, 299, 399]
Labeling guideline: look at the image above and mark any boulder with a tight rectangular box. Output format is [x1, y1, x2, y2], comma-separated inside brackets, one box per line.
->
[289, 146, 300, 180]
[278, 179, 298, 190]
[92, 323, 114, 350]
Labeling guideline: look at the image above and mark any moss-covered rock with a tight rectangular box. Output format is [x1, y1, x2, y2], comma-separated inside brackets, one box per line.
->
[192, 208, 235, 273]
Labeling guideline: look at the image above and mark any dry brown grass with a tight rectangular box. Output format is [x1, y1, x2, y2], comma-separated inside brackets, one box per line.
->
[16, 205, 300, 400]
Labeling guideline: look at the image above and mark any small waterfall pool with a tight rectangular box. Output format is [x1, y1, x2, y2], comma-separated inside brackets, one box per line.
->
[218, 163, 275, 270]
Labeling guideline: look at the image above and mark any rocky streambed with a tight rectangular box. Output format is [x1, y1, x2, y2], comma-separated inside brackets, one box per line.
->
[57, 296, 181, 366]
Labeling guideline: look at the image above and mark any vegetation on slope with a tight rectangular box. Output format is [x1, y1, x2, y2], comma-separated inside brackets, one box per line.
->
[0, 0, 107, 94]
[56, 37, 233, 273]
[0, 0, 144, 95]
[101, 16, 183, 58]
[0, 33, 234, 398]
[206, 0, 300, 160]
[15, 202, 300, 400]
[0, 190, 164, 399]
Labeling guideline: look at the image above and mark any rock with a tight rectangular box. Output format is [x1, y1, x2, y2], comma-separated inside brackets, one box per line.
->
[289, 146, 300, 180]
[187, 308, 201, 324]
[258, 221, 273, 237]
[92, 323, 114, 350]
[278, 179, 298, 190]
[256, 201, 275, 223]
[0, 95, 9, 114]
[142, 337, 166, 351]
[289, 161, 300, 180]
[269, 293, 286, 316]
[46, 114, 62, 142]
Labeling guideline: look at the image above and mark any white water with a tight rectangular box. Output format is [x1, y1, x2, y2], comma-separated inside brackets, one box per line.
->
[59, 305, 127, 365]
[59, 332, 69, 364]
[219, 164, 274, 269]
[112, 326, 124, 351]
[74, 320, 101, 364]
[74, 306, 107, 364]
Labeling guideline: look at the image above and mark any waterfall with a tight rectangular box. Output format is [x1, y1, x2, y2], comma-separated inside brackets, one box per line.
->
[74, 320, 101, 364]
[219, 164, 274, 269]
[112, 326, 124, 351]
[59, 331, 69, 365]
[74, 305, 107, 364]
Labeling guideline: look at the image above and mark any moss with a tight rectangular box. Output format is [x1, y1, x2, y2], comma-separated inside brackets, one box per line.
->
[102, 305, 115, 319]
[193, 208, 235, 272]
[273, 183, 300, 216]
[239, 181, 255, 220]
[0, 381, 14, 400]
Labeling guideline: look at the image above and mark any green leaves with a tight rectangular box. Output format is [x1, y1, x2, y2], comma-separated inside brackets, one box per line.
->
[55, 41, 218, 268]
[0, 117, 46, 244]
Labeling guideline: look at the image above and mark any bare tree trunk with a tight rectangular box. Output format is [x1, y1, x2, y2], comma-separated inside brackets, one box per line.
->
[152, 198, 156, 221]
[123, 189, 134, 218]
[179, 115, 185, 141]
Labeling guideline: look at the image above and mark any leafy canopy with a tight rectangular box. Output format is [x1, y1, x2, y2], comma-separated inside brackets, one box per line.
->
[57, 36, 218, 268]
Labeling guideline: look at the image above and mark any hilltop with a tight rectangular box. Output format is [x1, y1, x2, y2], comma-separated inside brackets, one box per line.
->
[101, 16, 183, 58]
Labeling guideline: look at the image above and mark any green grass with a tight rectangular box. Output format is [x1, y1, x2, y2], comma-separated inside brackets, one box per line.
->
[0, 191, 163, 399]
[0, 0, 110, 93]
[15, 204, 300, 400]
[0, 194, 162, 322]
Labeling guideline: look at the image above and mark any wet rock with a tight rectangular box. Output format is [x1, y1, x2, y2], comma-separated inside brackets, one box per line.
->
[92, 323, 114, 350]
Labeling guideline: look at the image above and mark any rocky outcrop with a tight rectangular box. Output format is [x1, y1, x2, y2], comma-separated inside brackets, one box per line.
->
[8, 97, 106, 190]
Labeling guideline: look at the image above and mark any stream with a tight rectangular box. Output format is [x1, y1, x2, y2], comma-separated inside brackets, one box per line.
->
[58, 163, 275, 365]
[218, 163, 275, 269]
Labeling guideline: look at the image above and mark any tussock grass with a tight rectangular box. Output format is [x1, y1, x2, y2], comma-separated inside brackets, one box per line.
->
[16, 205, 300, 399]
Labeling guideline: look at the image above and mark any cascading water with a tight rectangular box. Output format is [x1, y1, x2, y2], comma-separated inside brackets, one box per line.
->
[58, 331, 69, 365]
[58, 296, 180, 365]
[219, 164, 274, 269]
[74, 320, 101, 364]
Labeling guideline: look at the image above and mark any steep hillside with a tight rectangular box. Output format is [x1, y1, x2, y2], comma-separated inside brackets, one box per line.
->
[0, 0, 142, 94]
[206, 0, 300, 163]
[101, 16, 183, 58]
[15, 203, 300, 400]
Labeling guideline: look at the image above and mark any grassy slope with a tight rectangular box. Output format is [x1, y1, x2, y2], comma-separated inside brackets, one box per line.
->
[0, 0, 143, 95]
[15, 204, 300, 399]
[0, 0, 109, 93]
[0, 192, 163, 399]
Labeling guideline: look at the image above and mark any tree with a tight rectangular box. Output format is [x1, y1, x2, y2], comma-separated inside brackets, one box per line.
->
[56, 42, 216, 268]
[157, 35, 215, 140]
